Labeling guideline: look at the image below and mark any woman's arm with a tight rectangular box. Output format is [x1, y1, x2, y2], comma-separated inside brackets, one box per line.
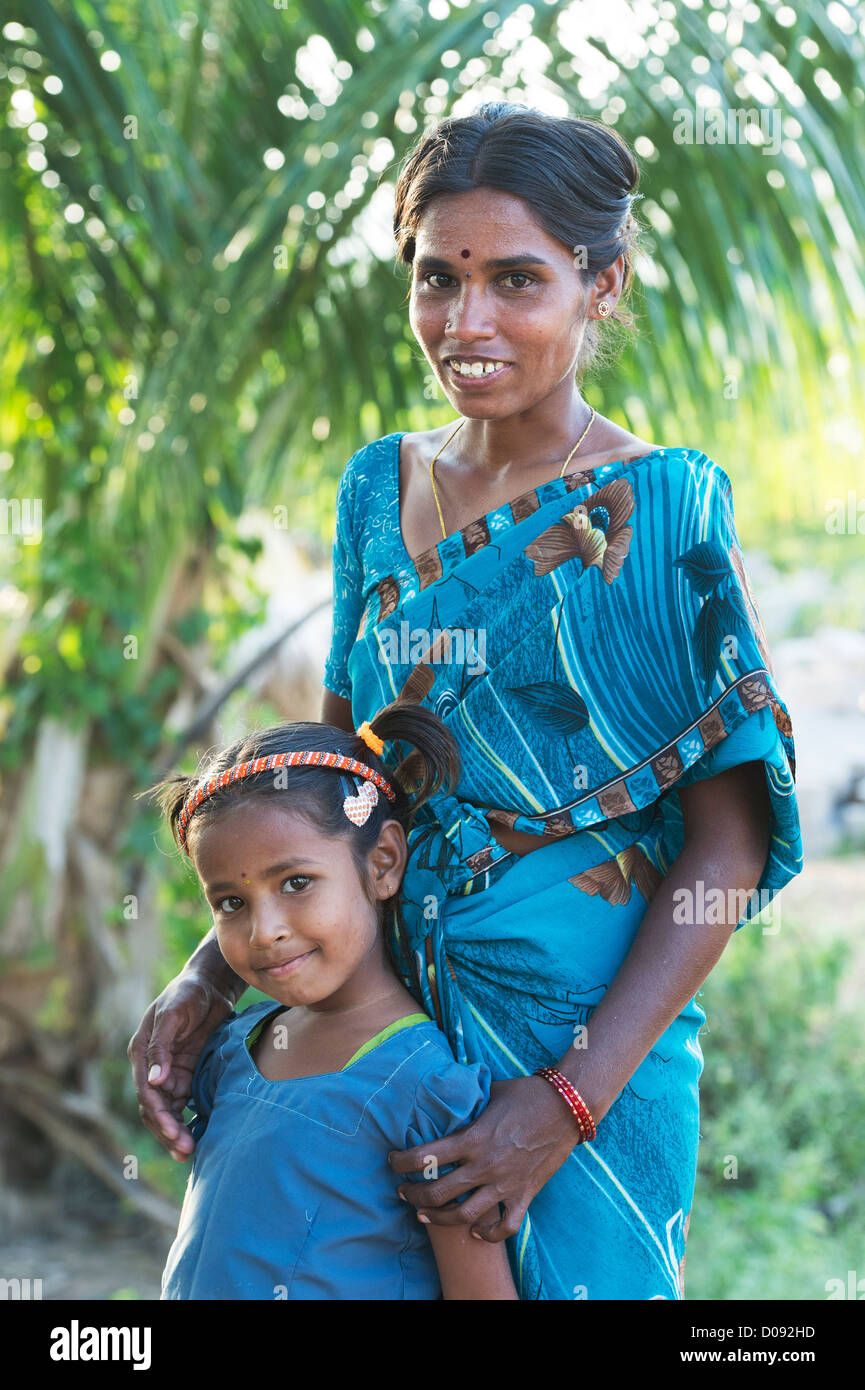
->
[321, 687, 355, 733]
[554, 759, 769, 1126]
[390, 759, 771, 1238]
[128, 928, 246, 1160]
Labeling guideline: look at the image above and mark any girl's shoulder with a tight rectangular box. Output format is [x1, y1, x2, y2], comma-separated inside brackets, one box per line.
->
[368, 1019, 492, 1145]
[188, 1000, 280, 1128]
[227, 997, 281, 1030]
[350, 1015, 456, 1078]
[211, 999, 281, 1055]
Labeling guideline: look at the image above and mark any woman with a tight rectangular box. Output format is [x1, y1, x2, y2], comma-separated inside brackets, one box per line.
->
[130, 104, 803, 1300]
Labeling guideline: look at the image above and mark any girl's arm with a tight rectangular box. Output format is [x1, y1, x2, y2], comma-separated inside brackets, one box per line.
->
[390, 759, 771, 1235]
[426, 1218, 520, 1299]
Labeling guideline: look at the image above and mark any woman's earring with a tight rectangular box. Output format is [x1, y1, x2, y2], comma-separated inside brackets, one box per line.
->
[597, 300, 612, 317]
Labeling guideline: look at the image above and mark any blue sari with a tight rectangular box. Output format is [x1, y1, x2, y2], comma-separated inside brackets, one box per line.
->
[324, 432, 803, 1300]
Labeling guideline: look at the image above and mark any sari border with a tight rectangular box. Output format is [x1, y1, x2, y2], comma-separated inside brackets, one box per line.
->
[388, 432, 669, 600]
[458, 667, 787, 883]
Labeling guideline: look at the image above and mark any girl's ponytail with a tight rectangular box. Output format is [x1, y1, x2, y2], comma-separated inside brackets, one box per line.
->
[362, 698, 461, 824]
[139, 700, 461, 863]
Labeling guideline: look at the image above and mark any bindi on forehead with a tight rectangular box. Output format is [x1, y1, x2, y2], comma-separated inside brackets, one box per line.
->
[461, 248, 471, 258]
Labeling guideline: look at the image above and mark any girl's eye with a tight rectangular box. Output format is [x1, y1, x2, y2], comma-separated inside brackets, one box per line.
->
[216, 896, 244, 914]
[282, 875, 311, 893]
[214, 872, 311, 917]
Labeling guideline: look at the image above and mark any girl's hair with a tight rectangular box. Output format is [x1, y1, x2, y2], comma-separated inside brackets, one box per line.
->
[140, 701, 461, 985]
[393, 100, 643, 379]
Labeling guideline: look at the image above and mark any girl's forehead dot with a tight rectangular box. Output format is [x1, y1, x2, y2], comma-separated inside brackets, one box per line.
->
[461, 248, 470, 258]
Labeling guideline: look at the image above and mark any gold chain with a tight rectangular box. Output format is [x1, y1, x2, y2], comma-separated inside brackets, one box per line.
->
[428, 407, 596, 542]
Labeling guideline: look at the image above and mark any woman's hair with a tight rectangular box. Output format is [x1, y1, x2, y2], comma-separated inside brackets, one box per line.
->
[393, 100, 643, 378]
[140, 701, 461, 982]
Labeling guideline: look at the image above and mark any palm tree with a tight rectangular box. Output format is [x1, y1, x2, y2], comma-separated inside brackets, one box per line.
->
[1, 0, 862, 1211]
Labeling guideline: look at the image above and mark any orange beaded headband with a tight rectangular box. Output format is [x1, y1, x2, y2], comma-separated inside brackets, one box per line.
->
[177, 727, 395, 855]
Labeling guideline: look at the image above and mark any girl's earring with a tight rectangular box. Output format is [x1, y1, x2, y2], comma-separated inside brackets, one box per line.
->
[596, 300, 612, 317]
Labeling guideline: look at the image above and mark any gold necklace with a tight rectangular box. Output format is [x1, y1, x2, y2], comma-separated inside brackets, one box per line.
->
[428, 407, 596, 542]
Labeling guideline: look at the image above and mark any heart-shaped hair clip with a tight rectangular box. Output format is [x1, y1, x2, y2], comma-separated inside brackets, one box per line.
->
[343, 778, 379, 826]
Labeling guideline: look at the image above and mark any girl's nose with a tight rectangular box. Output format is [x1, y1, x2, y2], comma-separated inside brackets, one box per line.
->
[247, 899, 290, 947]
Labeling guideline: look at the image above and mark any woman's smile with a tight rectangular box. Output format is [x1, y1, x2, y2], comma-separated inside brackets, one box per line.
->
[446, 359, 511, 388]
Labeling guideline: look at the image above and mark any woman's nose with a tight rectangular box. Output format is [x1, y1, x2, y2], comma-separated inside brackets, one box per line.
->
[446, 287, 495, 338]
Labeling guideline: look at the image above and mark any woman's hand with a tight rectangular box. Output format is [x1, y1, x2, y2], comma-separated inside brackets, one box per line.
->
[128, 972, 236, 1161]
[388, 1075, 580, 1241]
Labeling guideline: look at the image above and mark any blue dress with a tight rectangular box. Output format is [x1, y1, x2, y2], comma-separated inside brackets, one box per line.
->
[161, 1001, 491, 1300]
[323, 432, 804, 1300]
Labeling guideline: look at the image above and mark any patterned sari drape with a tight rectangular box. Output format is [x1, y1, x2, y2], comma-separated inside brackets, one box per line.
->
[328, 437, 803, 1298]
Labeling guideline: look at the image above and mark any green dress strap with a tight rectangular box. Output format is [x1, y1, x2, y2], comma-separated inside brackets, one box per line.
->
[243, 1007, 431, 1070]
[341, 1013, 430, 1070]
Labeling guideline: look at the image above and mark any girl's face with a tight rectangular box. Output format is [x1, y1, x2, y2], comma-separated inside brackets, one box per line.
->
[409, 185, 624, 418]
[190, 798, 407, 1013]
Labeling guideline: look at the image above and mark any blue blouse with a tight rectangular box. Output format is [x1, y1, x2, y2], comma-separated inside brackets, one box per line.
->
[322, 433, 800, 913]
[161, 1000, 491, 1301]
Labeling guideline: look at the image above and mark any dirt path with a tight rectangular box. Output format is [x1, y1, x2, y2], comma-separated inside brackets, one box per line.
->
[1, 1196, 168, 1300]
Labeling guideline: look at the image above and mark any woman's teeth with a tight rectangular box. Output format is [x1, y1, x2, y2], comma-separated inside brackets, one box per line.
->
[450, 360, 507, 377]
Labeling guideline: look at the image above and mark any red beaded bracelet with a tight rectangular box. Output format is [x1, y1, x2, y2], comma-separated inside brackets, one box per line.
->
[534, 1066, 597, 1143]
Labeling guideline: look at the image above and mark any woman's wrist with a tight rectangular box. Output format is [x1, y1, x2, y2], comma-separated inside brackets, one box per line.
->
[534, 1067, 597, 1142]
[182, 928, 245, 1005]
[524, 1073, 586, 1156]
[547, 1022, 628, 1131]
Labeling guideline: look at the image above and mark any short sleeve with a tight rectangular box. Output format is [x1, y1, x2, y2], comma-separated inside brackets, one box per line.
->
[650, 454, 804, 928]
[185, 1013, 236, 1142]
[401, 1053, 491, 1191]
[676, 704, 779, 786]
[323, 454, 366, 701]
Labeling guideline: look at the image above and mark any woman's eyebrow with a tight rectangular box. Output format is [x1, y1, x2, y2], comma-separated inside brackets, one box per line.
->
[415, 254, 552, 272]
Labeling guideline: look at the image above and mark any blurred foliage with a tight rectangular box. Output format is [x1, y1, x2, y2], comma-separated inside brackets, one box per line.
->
[1, 0, 863, 1299]
[3, 0, 865, 759]
[689, 912, 865, 1300]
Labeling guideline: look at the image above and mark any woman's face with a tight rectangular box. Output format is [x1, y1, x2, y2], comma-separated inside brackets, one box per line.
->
[408, 186, 611, 416]
[190, 799, 406, 1012]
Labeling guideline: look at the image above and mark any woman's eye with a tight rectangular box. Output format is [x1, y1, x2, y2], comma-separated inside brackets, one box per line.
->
[503, 272, 533, 289]
[421, 271, 534, 290]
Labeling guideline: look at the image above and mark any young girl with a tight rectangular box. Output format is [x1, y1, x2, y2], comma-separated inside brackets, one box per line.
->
[146, 700, 518, 1301]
